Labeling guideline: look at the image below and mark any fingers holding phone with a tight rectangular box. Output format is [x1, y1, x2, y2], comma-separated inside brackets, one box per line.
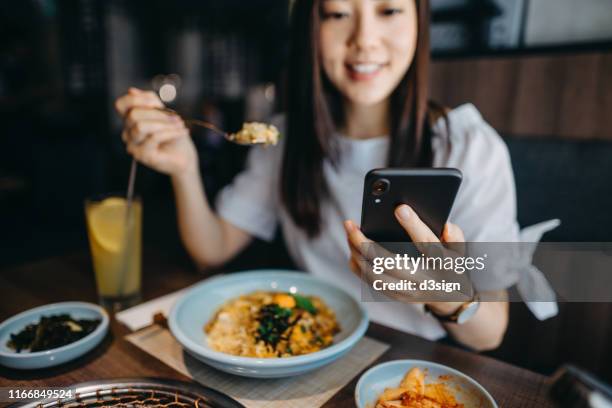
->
[344, 216, 471, 304]
[348, 168, 473, 303]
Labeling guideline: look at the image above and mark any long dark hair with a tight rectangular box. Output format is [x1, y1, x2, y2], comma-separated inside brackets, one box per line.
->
[281, 0, 438, 237]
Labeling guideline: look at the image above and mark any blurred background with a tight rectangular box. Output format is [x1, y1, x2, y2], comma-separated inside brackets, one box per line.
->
[1, 0, 611, 383]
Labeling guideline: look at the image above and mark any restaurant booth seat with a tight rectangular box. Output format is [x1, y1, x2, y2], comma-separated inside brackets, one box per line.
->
[488, 136, 612, 383]
[505, 136, 612, 242]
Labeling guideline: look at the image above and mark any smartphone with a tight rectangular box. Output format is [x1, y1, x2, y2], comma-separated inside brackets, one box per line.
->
[360, 168, 462, 242]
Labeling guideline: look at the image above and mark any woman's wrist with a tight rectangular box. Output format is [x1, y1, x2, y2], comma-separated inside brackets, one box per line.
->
[171, 162, 200, 186]
[425, 301, 464, 317]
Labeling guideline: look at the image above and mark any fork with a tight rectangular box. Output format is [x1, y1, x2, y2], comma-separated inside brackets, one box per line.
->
[157, 107, 248, 145]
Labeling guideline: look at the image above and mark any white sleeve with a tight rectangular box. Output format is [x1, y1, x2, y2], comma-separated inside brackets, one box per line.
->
[447, 122, 520, 243]
[436, 105, 521, 290]
[215, 144, 282, 242]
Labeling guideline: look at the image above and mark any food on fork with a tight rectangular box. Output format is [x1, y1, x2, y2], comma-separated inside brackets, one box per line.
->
[228, 122, 280, 146]
[375, 367, 463, 408]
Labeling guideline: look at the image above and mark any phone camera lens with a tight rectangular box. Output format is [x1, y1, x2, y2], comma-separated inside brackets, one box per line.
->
[371, 178, 390, 196]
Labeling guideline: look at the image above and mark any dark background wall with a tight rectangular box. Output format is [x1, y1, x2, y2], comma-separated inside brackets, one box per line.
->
[0, 0, 289, 267]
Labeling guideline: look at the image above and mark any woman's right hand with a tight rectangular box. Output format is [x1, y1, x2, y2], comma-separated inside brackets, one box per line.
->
[115, 87, 198, 177]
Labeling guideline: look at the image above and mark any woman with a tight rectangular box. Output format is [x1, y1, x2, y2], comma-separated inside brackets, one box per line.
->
[115, 0, 517, 351]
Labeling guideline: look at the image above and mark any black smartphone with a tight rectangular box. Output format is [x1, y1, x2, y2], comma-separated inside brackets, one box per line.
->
[360, 168, 462, 242]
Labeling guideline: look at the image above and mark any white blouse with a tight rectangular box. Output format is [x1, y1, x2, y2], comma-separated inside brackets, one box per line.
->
[215, 104, 520, 340]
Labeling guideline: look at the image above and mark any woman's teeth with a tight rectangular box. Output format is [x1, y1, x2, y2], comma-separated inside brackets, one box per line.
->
[350, 63, 382, 74]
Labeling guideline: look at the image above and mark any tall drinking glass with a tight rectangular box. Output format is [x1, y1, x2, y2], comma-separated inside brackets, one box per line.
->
[85, 194, 142, 312]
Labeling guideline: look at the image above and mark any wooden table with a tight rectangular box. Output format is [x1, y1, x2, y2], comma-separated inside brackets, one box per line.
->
[0, 252, 555, 407]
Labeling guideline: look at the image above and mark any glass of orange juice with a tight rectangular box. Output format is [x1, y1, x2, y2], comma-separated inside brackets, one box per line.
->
[85, 194, 142, 312]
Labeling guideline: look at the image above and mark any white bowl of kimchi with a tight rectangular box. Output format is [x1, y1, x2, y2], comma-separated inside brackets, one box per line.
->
[355, 360, 498, 408]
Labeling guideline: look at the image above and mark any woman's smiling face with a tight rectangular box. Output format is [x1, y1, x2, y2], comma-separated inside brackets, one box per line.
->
[319, 0, 418, 107]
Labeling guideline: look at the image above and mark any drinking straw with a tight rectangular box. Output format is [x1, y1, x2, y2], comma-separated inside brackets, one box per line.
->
[117, 158, 137, 303]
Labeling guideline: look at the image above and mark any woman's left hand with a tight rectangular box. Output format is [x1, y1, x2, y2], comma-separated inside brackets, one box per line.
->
[344, 204, 468, 315]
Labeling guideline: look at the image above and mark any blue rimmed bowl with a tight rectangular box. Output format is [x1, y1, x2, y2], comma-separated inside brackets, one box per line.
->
[0, 301, 109, 370]
[355, 359, 498, 408]
[168, 270, 369, 378]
